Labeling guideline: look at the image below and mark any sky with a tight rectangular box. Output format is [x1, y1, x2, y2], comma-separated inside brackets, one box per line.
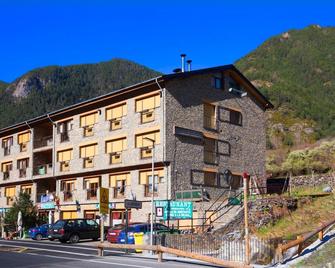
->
[0, 0, 334, 82]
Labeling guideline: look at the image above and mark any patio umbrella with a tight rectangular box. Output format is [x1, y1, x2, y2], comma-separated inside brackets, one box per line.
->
[17, 211, 22, 238]
[48, 211, 53, 225]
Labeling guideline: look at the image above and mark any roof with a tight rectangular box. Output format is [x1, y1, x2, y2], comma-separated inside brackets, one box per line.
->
[0, 64, 273, 136]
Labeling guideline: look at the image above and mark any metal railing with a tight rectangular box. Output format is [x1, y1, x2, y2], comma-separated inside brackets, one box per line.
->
[33, 164, 52, 176]
[110, 118, 122, 131]
[33, 135, 53, 148]
[153, 234, 279, 265]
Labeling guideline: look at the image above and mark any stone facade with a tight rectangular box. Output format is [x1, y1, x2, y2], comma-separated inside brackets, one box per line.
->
[289, 172, 335, 188]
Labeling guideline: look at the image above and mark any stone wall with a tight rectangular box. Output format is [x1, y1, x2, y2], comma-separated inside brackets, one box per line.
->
[289, 172, 335, 188]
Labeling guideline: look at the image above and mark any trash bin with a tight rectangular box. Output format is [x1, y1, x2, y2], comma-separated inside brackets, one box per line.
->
[134, 232, 144, 253]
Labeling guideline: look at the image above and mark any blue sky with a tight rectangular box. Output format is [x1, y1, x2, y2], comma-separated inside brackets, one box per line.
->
[0, 0, 334, 82]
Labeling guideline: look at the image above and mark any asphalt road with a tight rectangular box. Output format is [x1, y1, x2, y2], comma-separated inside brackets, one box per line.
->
[0, 239, 220, 268]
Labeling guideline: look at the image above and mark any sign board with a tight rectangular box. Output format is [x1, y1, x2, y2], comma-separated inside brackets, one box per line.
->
[156, 207, 164, 217]
[99, 187, 109, 215]
[125, 199, 142, 209]
[175, 189, 203, 201]
[96, 203, 116, 209]
[40, 202, 55, 210]
[154, 200, 193, 220]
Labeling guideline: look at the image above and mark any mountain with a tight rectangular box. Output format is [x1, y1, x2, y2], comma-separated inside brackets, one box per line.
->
[0, 59, 161, 129]
[236, 25, 335, 140]
[0, 80, 8, 91]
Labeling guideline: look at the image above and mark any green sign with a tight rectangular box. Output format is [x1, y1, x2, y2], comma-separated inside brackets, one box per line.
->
[155, 200, 193, 220]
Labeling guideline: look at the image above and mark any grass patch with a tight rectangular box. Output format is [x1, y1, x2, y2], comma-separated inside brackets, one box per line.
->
[294, 236, 335, 267]
[256, 193, 335, 239]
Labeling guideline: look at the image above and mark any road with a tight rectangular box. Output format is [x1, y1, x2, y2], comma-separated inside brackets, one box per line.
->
[0, 239, 220, 268]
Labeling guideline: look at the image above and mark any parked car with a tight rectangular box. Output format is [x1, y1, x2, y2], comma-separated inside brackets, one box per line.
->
[106, 224, 125, 243]
[28, 224, 53, 241]
[117, 223, 180, 244]
[48, 219, 99, 243]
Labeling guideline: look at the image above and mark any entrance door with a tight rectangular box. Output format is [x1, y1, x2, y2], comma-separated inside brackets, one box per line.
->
[110, 210, 131, 226]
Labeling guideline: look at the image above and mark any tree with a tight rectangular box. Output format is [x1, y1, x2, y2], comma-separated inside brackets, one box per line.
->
[4, 192, 38, 232]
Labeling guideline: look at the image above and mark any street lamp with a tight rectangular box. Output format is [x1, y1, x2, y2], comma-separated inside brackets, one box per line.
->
[143, 137, 155, 248]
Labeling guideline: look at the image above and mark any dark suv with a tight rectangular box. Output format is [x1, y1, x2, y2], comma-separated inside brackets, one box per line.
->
[48, 218, 99, 243]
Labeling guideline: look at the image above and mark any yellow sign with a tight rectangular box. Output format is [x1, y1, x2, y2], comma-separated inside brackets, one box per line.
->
[99, 187, 109, 215]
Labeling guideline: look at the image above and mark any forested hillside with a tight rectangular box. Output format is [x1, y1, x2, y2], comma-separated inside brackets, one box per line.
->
[0, 59, 160, 129]
[236, 25, 335, 139]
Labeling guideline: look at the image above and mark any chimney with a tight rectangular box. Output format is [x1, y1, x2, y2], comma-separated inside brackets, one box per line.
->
[180, 54, 186, 72]
[187, 60, 192, 72]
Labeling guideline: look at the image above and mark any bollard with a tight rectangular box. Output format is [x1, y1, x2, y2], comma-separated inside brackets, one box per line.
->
[157, 251, 163, 262]
[98, 246, 103, 257]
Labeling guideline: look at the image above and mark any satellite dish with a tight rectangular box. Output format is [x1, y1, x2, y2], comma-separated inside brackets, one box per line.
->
[223, 169, 232, 186]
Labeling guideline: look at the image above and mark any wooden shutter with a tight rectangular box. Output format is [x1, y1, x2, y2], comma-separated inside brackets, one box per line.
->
[18, 132, 30, 144]
[106, 104, 127, 120]
[80, 144, 97, 158]
[80, 112, 98, 127]
[106, 138, 126, 153]
[110, 173, 131, 187]
[5, 187, 15, 197]
[136, 94, 160, 112]
[136, 131, 160, 148]
[57, 149, 73, 162]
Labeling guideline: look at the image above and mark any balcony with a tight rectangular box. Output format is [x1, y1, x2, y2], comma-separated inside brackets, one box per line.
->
[34, 135, 53, 149]
[63, 191, 73, 202]
[60, 161, 70, 172]
[140, 109, 155, 124]
[109, 118, 122, 131]
[33, 164, 52, 176]
[60, 132, 70, 143]
[6, 197, 14, 206]
[83, 125, 94, 137]
[110, 152, 122, 164]
[86, 189, 97, 200]
[19, 169, 27, 178]
[3, 171, 10, 181]
[144, 184, 158, 197]
[20, 143, 28, 152]
[4, 146, 11, 156]
[83, 157, 94, 168]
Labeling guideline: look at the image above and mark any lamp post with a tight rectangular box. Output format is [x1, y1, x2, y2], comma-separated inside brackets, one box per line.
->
[143, 137, 155, 248]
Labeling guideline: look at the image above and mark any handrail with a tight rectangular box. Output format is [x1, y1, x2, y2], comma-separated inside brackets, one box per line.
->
[97, 243, 250, 268]
[276, 217, 335, 263]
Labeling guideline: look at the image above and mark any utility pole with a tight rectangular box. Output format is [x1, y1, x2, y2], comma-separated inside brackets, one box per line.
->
[143, 137, 155, 249]
[243, 172, 250, 265]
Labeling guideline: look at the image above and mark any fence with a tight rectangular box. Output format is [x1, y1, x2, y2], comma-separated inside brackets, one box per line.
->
[154, 233, 281, 264]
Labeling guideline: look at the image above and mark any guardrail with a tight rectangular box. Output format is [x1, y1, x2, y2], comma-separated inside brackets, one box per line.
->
[276, 217, 335, 263]
[97, 243, 250, 268]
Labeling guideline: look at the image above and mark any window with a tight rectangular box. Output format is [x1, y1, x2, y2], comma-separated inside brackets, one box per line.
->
[57, 149, 73, 171]
[80, 112, 98, 137]
[17, 158, 29, 178]
[21, 185, 32, 196]
[213, 77, 222, 89]
[110, 173, 130, 198]
[136, 94, 160, 124]
[220, 173, 243, 189]
[139, 169, 163, 197]
[18, 132, 30, 152]
[80, 144, 97, 168]
[203, 103, 217, 130]
[86, 219, 98, 228]
[204, 138, 218, 164]
[1, 161, 12, 180]
[106, 103, 127, 130]
[135, 130, 160, 158]
[83, 177, 100, 200]
[106, 138, 127, 164]
[5, 187, 15, 205]
[230, 110, 242, 126]
[2, 137, 13, 156]
[57, 120, 72, 142]
[61, 180, 76, 201]
[204, 171, 217, 186]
